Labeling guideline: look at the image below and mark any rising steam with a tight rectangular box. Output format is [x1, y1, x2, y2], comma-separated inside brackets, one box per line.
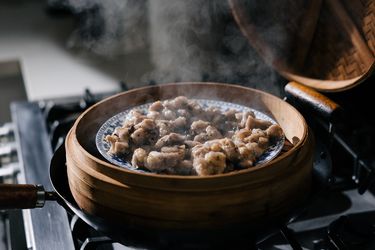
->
[64, 0, 284, 96]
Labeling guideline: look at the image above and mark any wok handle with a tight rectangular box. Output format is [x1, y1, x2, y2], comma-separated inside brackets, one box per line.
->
[0, 184, 46, 209]
[285, 82, 341, 121]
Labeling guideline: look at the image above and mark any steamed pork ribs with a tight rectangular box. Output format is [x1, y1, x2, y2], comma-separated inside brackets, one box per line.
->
[105, 96, 284, 176]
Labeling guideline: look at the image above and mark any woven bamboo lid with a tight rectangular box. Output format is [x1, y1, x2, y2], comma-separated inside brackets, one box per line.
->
[229, 0, 375, 92]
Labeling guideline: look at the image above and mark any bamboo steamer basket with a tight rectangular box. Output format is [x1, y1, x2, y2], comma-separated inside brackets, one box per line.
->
[229, 0, 375, 92]
[65, 82, 313, 230]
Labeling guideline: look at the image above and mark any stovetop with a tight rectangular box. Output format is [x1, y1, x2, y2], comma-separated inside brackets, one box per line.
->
[1, 82, 375, 250]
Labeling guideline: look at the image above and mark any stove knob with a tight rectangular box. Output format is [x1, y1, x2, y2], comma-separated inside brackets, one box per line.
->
[0, 123, 14, 143]
[0, 162, 19, 179]
[0, 123, 19, 180]
[0, 142, 18, 165]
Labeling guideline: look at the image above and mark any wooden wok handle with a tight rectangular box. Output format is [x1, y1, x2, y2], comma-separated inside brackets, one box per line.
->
[0, 184, 46, 209]
[285, 82, 341, 121]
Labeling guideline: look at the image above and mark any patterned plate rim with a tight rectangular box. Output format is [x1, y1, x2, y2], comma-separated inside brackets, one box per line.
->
[96, 99, 285, 174]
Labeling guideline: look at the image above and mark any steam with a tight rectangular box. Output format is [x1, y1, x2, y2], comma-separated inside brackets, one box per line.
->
[64, 0, 286, 96]
[146, 0, 283, 96]
[66, 0, 148, 55]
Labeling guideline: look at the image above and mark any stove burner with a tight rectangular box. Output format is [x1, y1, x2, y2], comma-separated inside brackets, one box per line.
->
[50, 114, 79, 151]
[314, 118, 375, 194]
[40, 82, 131, 150]
[328, 214, 375, 250]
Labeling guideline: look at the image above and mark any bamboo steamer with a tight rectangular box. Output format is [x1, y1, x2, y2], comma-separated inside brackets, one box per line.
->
[66, 82, 313, 230]
[229, 0, 375, 92]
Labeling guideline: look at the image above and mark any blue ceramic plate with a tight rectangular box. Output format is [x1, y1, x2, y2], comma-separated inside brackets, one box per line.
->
[96, 99, 285, 173]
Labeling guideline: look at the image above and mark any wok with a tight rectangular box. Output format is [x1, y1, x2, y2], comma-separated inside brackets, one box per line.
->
[0, 140, 330, 248]
[66, 82, 312, 230]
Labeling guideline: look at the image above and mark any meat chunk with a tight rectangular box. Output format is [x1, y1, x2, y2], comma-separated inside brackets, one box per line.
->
[106, 135, 119, 154]
[162, 109, 177, 120]
[191, 120, 210, 134]
[204, 107, 221, 120]
[200, 138, 239, 162]
[191, 144, 209, 158]
[218, 138, 239, 162]
[171, 117, 187, 129]
[193, 133, 207, 143]
[156, 120, 173, 137]
[224, 109, 237, 121]
[193, 151, 227, 176]
[131, 148, 148, 168]
[258, 137, 269, 149]
[145, 151, 183, 171]
[161, 145, 186, 159]
[147, 111, 160, 120]
[237, 145, 254, 168]
[172, 96, 189, 109]
[246, 129, 267, 143]
[106, 134, 129, 155]
[131, 128, 149, 145]
[225, 130, 235, 138]
[184, 140, 200, 156]
[246, 142, 265, 158]
[155, 133, 186, 148]
[114, 127, 131, 142]
[134, 119, 156, 131]
[233, 129, 252, 143]
[237, 141, 268, 168]
[163, 96, 189, 110]
[245, 116, 272, 130]
[149, 101, 164, 112]
[205, 126, 222, 140]
[236, 111, 255, 128]
[187, 100, 203, 116]
[193, 125, 222, 143]
[266, 124, 284, 139]
[191, 138, 241, 175]
[129, 110, 146, 124]
[176, 109, 190, 119]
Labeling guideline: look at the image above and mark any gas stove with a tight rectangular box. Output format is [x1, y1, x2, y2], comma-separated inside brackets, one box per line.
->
[1, 80, 375, 250]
